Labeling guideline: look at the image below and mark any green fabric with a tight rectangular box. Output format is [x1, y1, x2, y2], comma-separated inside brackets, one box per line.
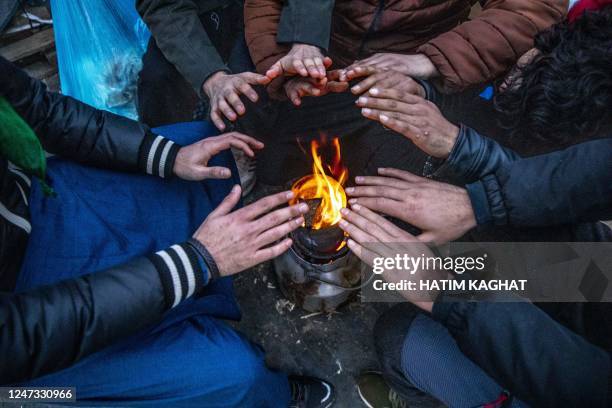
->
[0, 96, 54, 195]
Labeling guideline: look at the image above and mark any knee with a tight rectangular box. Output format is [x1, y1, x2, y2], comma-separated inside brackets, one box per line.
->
[373, 304, 420, 377]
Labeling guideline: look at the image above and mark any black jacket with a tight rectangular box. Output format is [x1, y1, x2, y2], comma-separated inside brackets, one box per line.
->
[0, 57, 211, 384]
[437, 125, 612, 228]
[136, 0, 334, 92]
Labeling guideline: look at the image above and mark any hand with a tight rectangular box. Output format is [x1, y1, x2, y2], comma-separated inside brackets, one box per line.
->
[341, 53, 438, 81]
[174, 132, 264, 181]
[356, 88, 459, 159]
[339, 203, 447, 312]
[339, 66, 426, 96]
[345, 168, 477, 245]
[266, 43, 333, 80]
[193, 187, 309, 276]
[283, 72, 348, 106]
[203, 71, 271, 130]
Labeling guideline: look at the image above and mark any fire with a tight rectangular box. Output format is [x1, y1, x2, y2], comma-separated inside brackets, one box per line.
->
[290, 138, 348, 229]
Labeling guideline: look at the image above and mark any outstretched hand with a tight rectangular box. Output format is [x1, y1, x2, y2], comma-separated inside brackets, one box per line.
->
[266, 44, 333, 81]
[174, 132, 263, 181]
[193, 187, 309, 277]
[203, 71, 271, 130]
[341, 53, 438, 81]
[356, 88, 459, 159]
[345, 168, 477, 245]
[339, 202, 447, 312]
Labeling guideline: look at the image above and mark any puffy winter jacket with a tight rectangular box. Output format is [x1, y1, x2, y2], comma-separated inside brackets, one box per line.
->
[245, 0, 567, 93]
[0, 57, 213, 384]
[137, 0, 334, 92]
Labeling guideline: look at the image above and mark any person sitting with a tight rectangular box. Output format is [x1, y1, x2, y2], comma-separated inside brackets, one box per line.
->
[337, 6, 612, 407]
[0, 56, 335, 407]
[136, 0, 335, 130]
[235, 0, 565, 187]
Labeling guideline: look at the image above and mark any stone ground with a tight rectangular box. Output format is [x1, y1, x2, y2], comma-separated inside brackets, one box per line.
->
[231, 184, 443, 408]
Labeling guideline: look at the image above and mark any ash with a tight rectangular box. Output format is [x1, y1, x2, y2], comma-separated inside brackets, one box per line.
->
[232, 183, 442, 407]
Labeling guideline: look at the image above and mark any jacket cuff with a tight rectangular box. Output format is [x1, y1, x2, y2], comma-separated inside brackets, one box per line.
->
[466, 175, 508, 226]
[148, 243, 210, 309]
[412, 78, 439, 105]
[138, 131, 181, 179]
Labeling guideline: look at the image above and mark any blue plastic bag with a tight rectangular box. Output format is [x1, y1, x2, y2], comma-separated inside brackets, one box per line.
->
[50, 0, 150, 119]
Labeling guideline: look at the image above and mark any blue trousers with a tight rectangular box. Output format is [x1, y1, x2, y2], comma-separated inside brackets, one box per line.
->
[17, 122, 290, 407]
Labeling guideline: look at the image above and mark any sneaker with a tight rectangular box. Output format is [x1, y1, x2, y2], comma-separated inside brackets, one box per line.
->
[289, 375, 335, 408]
[357, 371, 407, 408]
[231, 147, 257, 197]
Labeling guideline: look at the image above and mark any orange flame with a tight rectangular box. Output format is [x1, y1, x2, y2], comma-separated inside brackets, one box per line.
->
[290, 138, 348, 229]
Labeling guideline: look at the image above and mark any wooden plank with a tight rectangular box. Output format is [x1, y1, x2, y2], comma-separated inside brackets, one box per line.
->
[24, 60, 56, 80]
[0, 28, 54, 62]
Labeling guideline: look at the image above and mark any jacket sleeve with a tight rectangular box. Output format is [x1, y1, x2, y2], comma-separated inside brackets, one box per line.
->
[136, 0, 229, 93]
[276, 0, 334, 51]
[0, 242, 210, 384]
[465, 137, 612, 227]
[433, 125, 520, 184]
[418, 0, 567, 93]
[0, 56, 180, 179]
[432, 296, 611, 407]
[243, 0, 291, 74]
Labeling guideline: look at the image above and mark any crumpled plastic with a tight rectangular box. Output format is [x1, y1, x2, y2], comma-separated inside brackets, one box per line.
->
[51, 0, 150, 119]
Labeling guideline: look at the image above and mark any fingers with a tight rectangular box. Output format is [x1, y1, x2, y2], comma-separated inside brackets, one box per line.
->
[252, 202, 309, 234]
[353, 175, 411, 190]
[416, 231, 438, 245]
[345, 65, 377, 82]
[326, 81, 349, 93]
[346, 197, 406, 220]
[237, 79, 260, 102]
[265, 61, 283, 80]
[345, 185, 405, 201]
[351, 71, 385, 94]
[210, 185, 242, 217]
[356, 94, 421, 115]
[369, 88, 423, 104]
[292, 58, 309, 77]
[346, 238, 378, 266]
[257, 216, 304, 247]
[253, 237, 293, 264]
[200, 166, 232, 179]
[378, 167, 427, 183]
[225, 132, 265, 149]
[338, 216, 379, 246]
[340, 207, 394, 242]
[303, 58, 322, 78]
[210, 109, 226, 131]
[226, 90, 246, 116]
[239, 191, 295, 220]
[352, 203, 416, 240]
[217, 98, 237, 122]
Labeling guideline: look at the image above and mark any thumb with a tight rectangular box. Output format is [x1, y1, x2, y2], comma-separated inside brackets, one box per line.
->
[201, 166, 232, 180]
[210, 184, 242, 217]
[266, 62, 282, 80]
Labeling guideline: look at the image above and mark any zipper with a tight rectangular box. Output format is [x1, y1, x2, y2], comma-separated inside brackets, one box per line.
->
[357, 0, 386, 59]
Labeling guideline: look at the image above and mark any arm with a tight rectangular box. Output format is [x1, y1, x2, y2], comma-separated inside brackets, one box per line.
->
[0, 243, 209, 384]
[418, 0, 567, 92]
[466, 137, 612, 227]
[136, 0, 228, 93]
[243, 0, 292, 75]
[432, 296, 610, 407]
[0, 56, 178, 178]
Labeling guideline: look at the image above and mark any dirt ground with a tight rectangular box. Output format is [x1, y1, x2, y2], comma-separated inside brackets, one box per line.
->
[232, 184, 443, 408]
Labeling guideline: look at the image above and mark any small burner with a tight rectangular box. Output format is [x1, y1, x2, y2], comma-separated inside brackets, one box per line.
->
[273, 138, 362, 312]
